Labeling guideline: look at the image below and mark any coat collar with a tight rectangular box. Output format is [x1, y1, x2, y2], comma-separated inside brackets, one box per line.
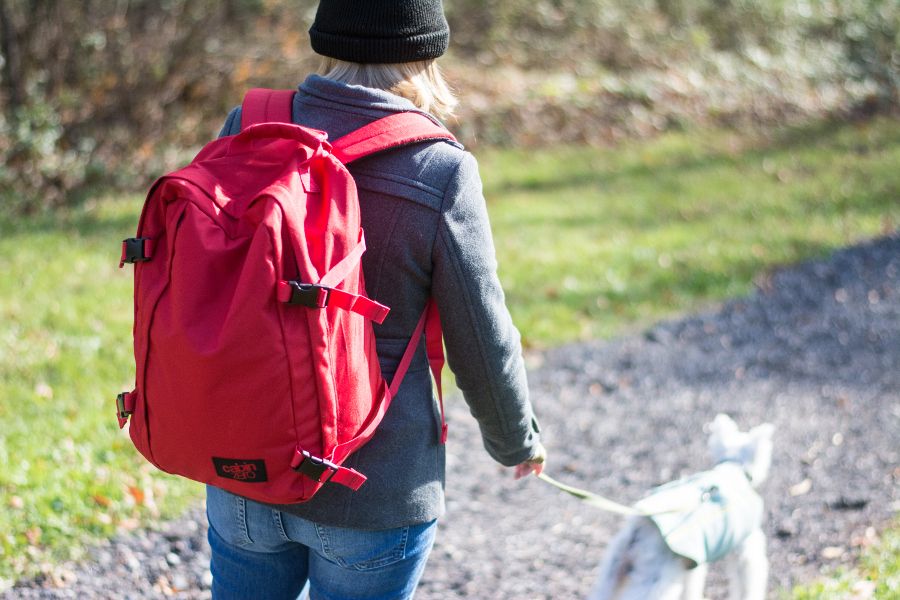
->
[299, 74, 420, 114]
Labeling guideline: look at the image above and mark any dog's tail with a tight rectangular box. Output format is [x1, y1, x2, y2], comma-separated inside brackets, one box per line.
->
[587, 520, 640, 600]
[588, 518, 689, 600]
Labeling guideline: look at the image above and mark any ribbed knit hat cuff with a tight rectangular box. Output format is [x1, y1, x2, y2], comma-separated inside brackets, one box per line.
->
[310, 28, 449, 63]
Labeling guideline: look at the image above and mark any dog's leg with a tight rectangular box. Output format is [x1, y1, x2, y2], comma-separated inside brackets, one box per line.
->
[726, 528, 768, 600]
[681, 563, 707, 600]
[648, 559, 689, 600]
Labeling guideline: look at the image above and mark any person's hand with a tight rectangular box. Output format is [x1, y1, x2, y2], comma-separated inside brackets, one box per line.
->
[513, 442, 546, 480]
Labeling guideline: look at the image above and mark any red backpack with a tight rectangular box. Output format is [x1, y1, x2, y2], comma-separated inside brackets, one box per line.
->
[116, 89, 451, 504]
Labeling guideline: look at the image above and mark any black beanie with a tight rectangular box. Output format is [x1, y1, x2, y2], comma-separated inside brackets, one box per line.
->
[309, 0, 450, 64]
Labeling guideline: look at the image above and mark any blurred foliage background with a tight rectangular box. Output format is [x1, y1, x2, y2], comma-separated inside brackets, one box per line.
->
[0, 0, 898, 214]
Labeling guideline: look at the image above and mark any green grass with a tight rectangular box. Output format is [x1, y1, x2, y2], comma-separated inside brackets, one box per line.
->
[0, 201, 202, 583]
[479, 118, 900, 347]
[786, 519, 900, 599]
[0, 116, 898, 585]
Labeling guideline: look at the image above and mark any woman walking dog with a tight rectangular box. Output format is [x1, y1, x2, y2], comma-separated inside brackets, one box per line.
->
[204, 1, 546, 598]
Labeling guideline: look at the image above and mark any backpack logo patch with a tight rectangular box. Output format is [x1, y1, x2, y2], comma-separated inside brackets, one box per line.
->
[212, 458, 268, 482]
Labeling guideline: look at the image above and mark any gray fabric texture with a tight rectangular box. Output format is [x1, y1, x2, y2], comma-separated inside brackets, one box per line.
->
[215, 75, 541, 529]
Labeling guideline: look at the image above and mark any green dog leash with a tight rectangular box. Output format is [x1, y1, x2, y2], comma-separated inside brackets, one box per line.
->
[537, 472, 698, 516]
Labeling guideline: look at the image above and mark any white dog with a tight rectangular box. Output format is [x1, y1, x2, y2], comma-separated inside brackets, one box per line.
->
[588, 414, 774, 600]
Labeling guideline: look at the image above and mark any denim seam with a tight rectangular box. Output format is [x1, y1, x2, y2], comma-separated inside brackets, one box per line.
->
[313, 524, 411, 571]
[314, 523, 335, 565]
[398, 525, 410, 562]
[272, 511, 290, 542]
[234, 495, 253, 546]
[354, 526, 409, 571]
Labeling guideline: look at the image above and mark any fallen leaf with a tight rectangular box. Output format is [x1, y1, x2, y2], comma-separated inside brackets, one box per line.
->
[25, 527, 42, 545]
[789, 478, 812, 496]
[127, 486, 145, 505]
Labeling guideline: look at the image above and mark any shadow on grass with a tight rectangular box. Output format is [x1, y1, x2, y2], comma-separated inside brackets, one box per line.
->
[484, 117, 899, 200]
[0, 198, 141, 240]
[506, 235, 843, 348]
[496, 182, 897, 241]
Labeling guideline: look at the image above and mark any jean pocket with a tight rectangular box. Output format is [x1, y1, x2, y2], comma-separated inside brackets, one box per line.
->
[206, 485, 253, 547]
[314, 523, 410, 571]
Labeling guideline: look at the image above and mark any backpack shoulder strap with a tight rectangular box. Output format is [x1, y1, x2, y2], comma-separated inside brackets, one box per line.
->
[331, 112, 457, 164]
[241, 88, 295, 129]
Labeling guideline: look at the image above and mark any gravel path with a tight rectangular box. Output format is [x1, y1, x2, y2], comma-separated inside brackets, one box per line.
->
[8, 234, 899, 599]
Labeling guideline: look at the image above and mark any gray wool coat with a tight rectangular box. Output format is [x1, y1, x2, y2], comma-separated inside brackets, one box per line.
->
[215, 75, 541, 529]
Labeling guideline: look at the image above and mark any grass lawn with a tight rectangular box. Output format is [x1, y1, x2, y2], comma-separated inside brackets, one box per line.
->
[1, 116, 898, 588]
[480, 118, 900, 347]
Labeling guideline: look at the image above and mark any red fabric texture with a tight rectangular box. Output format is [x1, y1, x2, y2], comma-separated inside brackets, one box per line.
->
[123, 89, 453, 503]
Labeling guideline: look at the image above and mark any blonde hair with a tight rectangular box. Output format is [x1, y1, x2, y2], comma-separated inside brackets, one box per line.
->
[318, 58, 457, 120]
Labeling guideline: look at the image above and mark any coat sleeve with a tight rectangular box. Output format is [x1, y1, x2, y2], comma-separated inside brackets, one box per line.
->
[431, 152, 542, 466]
[218, 106, 242, 138]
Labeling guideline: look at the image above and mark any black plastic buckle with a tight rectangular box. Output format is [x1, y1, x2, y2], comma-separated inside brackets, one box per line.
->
[284, 281, 330, 308]
[122, 238, 150, 264]
[292, 450, 338, 483]
[116, 392, 132, 419]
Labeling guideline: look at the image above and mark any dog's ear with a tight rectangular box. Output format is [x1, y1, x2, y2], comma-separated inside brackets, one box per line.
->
[746, 423, 775, 485]
[749, 423, 775, 441]
[709, 413, 738, 435]
[708, 414, 738, 445]
[707, 414, 739, 462]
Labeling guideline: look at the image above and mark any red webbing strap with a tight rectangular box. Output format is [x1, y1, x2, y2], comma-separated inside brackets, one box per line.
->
[387, 298, 446, 443]
[315, 299, 445, 490]
[277, 230, 390, 323]
[319, 230, 390, 323]
[327, 289, 390, 324]
[424, 301, 448, 443]
[329, 301, 433, 464]
[276, 281, 389, 324]
[240, 88, 295, 129]
[289, 449, 367, 491]
[331, 113, 456, 164]
[319, 230, 367, 288]
[328, 466, 367, 490]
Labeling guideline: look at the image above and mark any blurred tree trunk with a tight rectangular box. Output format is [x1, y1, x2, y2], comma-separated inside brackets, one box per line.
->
[0, 0, 24, 112]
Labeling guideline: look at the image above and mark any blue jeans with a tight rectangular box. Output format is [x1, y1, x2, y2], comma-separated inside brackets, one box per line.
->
[206, 486, 437, 600]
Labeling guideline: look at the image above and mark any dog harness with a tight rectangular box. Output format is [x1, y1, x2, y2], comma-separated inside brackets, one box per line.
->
[634, 461, 763, 568]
